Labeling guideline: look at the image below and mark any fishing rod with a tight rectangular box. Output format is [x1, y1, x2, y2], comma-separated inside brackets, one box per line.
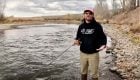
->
[31, 44, 74, 80]
[47, 44, 74, 65]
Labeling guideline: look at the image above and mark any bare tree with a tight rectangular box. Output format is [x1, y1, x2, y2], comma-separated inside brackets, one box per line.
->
[96, 0, 106, 7]
[129, 0, 136, 10]
[112, 0, 119, 11]
[136, 0, 140, 7]
[0, 0, 6, 21]
[95, 0, 110, 19]
[119, 0, 139, 11]
[94, 0, 139, 18]
[120, 0, 126, 10]
[107, 0, 121, 16]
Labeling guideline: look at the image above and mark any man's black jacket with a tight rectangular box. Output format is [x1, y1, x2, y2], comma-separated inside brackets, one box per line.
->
[75, 19, 107, 54]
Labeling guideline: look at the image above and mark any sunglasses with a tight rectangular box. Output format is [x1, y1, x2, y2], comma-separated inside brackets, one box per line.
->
[84, 12, 93, 15]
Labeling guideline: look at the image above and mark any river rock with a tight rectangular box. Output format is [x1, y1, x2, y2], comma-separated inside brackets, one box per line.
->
[133, 66, 140, 78]
[109, 67, 118, 72]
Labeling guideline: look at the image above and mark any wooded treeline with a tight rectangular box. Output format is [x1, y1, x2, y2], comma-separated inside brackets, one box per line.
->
[95, 0, 140, 18]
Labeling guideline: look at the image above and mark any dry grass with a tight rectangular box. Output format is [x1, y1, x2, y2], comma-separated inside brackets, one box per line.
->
[109, 7, 140, 35]
[111, 7, 140, 25]
[130, 24, 140, 33]
[109, 7, 140, 44]
[131, 35, 140, 44]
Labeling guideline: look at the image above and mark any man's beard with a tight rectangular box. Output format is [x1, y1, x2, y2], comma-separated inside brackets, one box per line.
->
[86, 18, 93, 22]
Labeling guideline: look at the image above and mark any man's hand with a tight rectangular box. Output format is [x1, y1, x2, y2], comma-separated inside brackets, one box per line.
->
[73, 40, 80, 46]
[96, 45, 106, 51]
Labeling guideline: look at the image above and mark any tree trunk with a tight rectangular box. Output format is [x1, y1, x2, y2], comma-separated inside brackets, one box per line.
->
[137, 0, 140, 7]
[0, 0, 6, 20]
[123, 0, 125, 9]
[129, 0, 136, 10]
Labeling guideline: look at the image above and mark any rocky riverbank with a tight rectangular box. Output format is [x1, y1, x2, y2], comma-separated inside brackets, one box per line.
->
[104, 24, 140, 80]
[0, 22, 47, 30]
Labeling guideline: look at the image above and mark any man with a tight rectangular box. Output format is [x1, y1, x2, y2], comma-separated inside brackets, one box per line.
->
[74, 8, 107, 80]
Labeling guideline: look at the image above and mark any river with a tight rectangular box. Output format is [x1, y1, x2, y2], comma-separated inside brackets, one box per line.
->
[0, 24, 121, 80]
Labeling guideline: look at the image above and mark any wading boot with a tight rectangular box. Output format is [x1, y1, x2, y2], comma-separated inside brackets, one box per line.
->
[92, 78, 98, 80]
[81, 74, 87, 80]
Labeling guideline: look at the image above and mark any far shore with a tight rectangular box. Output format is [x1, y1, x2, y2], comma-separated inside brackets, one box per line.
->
[0, 20, 79, 30]
[0, 19, 108, 30]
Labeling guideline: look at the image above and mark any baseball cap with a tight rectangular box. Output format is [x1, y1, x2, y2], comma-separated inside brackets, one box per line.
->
[84, 8, 94, 14]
